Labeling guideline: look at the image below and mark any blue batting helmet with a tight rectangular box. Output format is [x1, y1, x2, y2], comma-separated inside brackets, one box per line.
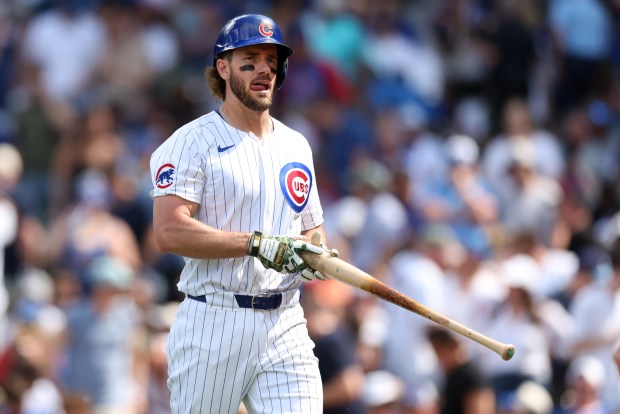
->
[213, 14, 294, 89]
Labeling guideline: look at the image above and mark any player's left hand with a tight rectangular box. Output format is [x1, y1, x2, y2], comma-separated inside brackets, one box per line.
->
[299, 243, 339, 282]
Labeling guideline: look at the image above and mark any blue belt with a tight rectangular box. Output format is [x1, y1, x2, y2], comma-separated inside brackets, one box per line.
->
[187, 293, 283, 310]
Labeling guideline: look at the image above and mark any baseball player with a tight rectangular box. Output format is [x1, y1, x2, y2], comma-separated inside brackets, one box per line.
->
[150, 14, 334, 414]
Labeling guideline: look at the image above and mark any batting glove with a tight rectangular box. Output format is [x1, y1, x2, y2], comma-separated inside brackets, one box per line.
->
[299, 243, 339, 282]
[247, 231, 323, 274]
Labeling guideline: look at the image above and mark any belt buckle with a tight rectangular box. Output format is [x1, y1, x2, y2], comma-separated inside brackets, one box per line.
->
[251, 293, 272, 310]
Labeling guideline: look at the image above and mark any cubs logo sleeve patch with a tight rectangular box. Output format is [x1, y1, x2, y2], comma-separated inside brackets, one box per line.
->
[155, 163, 176, 189]
[280, 162, 312, 213]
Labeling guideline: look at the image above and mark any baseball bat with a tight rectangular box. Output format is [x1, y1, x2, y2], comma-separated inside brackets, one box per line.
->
[300, 247, 515, 361]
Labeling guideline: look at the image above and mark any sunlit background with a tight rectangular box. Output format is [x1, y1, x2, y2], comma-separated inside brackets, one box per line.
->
[0, 0, 619, 413]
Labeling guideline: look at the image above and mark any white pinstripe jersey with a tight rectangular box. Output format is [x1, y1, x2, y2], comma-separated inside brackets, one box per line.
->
[150, 111, 324, 297]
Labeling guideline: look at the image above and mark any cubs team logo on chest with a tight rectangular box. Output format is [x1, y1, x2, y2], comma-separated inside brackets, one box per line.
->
[280, 162, 312, 213]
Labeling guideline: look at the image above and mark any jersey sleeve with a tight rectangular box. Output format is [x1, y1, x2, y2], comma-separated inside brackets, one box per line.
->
[300, 140, 324, 231]
[150, 127, 206, 204]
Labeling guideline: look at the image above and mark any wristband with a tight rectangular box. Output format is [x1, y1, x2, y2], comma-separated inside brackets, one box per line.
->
[247, 231, 263, 256]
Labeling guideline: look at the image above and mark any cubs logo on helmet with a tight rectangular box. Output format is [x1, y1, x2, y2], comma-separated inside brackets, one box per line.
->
[155, 163, 176, 189]
[280, 162, 312, 213]
[259, 23, 273, 37]
[212, 14, 293, 89]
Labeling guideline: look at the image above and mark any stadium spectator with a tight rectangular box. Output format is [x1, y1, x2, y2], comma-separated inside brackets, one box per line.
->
[558, 355, 607, 414]
[478, 254, 552, 397]
[504, 230, 578, 301]
[482, 98, 566, 198]
[47, 168, 141, 293]
[59, 255, 145, 413]
[497, 380, 554, 414]
[400, 104, 450, 201]
[412, 134, 499, 259]
[8, 62, 62, 222]
[0, 327, 68, 414]
[441, 227, 506, 357]
[347, 156, 410, 273]
[361, 0, 445, 107]
[498, 138, 564, 246]
[549, 0, 613, 116]
[96, 3, 155, 120]
[0, 4, 18, 109]
[0, 2, 618, 413]
[143, 302, 178, 414]
[0, 267, 68, 414]
[0, 143, 22, 350]
[361, 370, 406, 414]
[433, 1, 489, 107]
[476, 0, 539, 130]
[20, 0, 107, 102]
[302, 280, 366, 414]
[380, 226, 448, 412]
[564, 244, 620, 411]
[428, 326, 495, 414]
[301, 0, 365, 81]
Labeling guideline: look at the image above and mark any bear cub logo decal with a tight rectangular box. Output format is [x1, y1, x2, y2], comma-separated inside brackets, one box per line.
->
[155, 163, 175, 189]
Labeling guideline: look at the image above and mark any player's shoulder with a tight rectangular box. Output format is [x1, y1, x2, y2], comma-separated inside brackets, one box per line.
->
[272, 117, 310, 146]
[155, 112, 224, 153]
[173, 111, 222, 141]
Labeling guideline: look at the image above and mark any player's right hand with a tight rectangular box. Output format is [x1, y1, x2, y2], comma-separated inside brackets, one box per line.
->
[247, 231, 323, 274]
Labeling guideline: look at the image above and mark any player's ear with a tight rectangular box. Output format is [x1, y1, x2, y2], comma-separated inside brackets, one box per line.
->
[216, 57, 230, 81]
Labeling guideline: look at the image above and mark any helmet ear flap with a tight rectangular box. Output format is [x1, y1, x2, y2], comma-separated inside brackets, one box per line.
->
[276, 55, 288, 89]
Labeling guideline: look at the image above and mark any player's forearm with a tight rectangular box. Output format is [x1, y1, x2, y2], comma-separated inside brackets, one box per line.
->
[154, 216, 249, 259]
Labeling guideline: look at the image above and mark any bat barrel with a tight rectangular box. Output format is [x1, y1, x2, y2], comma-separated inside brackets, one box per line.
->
[301, 252, 515, 361]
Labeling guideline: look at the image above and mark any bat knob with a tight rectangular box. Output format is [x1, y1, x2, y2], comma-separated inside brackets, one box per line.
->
[502, 344, 516, 361]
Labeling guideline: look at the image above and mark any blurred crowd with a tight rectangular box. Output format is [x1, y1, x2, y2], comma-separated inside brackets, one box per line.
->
[0, 0, 620, 413]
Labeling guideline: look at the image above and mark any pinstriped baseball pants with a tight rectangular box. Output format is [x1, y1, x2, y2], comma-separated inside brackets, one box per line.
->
[167, 297, 323, 414]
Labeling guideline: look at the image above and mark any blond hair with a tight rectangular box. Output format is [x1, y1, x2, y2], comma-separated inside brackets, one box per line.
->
[206, 53, 232, 102]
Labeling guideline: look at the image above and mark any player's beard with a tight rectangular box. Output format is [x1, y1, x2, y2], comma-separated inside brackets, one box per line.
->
[230, 70, 273, 111]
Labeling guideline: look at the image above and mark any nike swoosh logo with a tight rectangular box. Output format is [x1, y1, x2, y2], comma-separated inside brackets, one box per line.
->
[217, 144, 235, 153]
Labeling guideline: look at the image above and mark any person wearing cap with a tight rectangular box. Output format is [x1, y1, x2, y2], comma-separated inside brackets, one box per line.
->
[559, 356, 607, 414]
[150, 14, 334, 414]
[497, 137, 564, 246]
[477, 254, 552, 400]
[59, 255, 143, 413]
[362, 370, 406, 414]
